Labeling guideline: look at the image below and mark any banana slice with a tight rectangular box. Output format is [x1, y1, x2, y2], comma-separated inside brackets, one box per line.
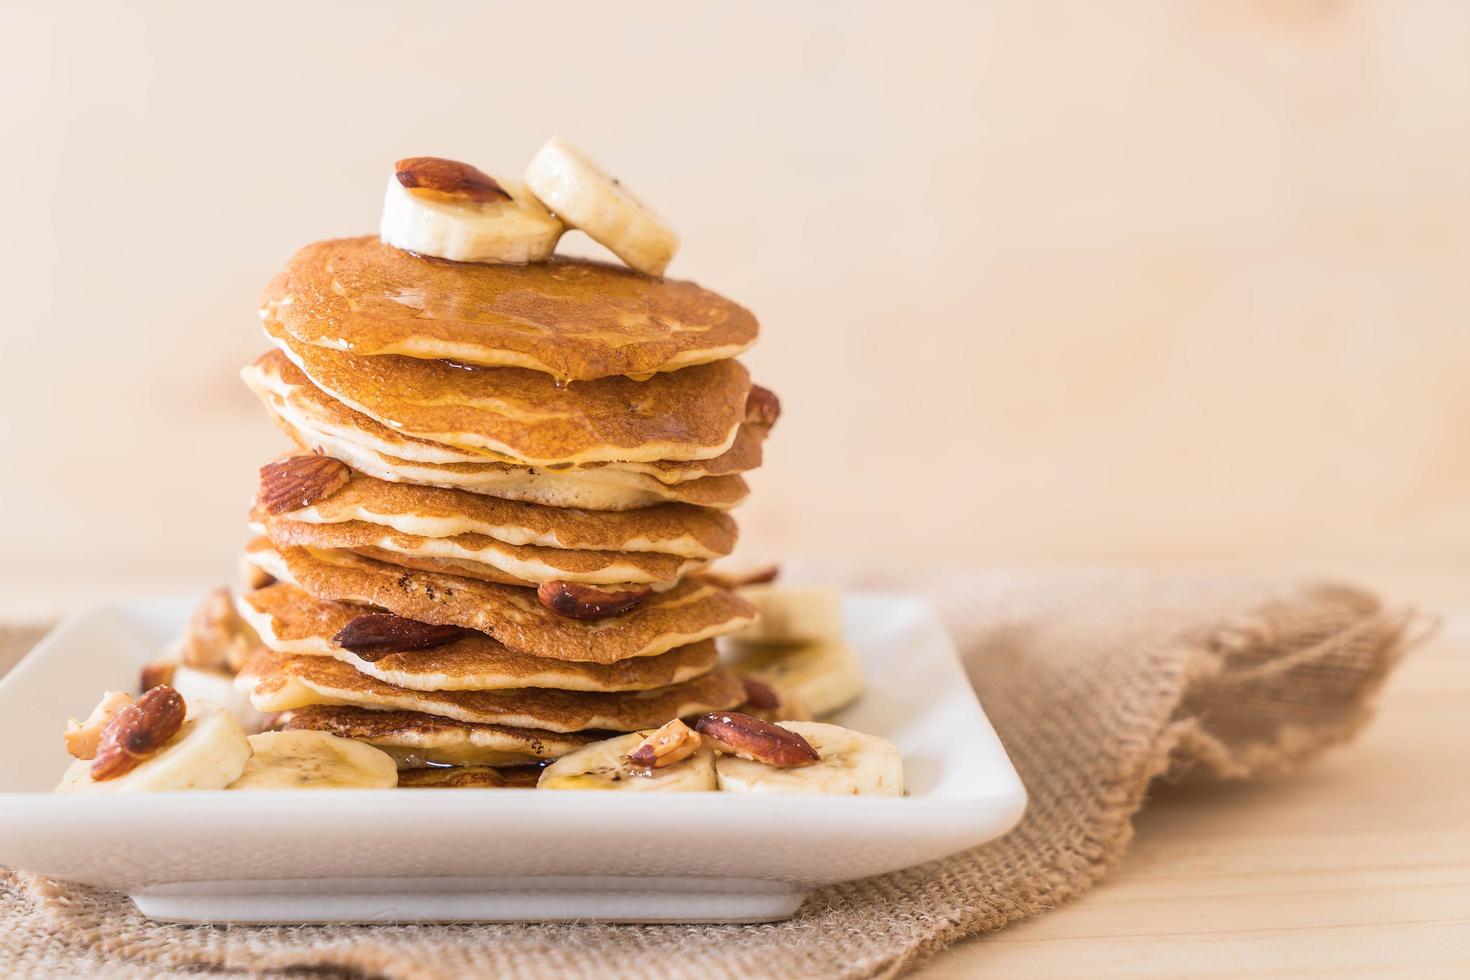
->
[381, 157, 563, 264]
[55, 703, 251, 793]
[170, 663, 272, 735]
[538, 731, 716, 791]
[733, 585, 843, 645]
[713, 722, 902, 797]
[524, 137, 679, 276]
[227, 730, 397, 790]
[726, 637, 864, 718]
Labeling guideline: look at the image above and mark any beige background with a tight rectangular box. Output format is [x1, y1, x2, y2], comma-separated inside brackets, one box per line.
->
[2, 0, 1468, 614]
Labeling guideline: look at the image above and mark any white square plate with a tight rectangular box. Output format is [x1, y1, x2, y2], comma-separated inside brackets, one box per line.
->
[0, 593, 1025, 924]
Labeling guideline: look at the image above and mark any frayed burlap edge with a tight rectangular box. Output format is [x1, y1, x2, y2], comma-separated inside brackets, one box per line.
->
[0, 580, 1423, 980]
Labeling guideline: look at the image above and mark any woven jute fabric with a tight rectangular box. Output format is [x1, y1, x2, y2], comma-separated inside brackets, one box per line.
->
[0, 570, 1419, 979]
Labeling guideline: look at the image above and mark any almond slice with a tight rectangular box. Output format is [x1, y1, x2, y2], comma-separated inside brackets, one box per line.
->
[395, 157, 512, 205]
[332, 613, 468, 660]
[92, 686, 187, 781]
[694, 711, 820, 768]
[536, 581, 651, 621]
[258, 455, 351, 515]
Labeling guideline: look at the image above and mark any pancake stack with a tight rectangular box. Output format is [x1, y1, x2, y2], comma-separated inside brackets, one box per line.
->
[234, 234, 774, 779]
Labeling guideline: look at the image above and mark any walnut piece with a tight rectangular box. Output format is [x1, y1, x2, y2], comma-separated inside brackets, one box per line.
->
[181, 586, 261, 672]
[64, 691, 134, 760]
[624, 719, 702, 772]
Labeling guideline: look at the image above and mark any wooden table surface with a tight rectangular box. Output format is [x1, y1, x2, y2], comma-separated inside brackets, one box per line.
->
[919, 569, 1470, 978]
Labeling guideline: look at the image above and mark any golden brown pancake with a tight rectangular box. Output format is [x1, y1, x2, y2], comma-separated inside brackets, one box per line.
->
[396, 765, 543, 788]
[257, 514, 701, 587]
[239, 582, 719, 692]
[242, 650, 747, 732]
[279, 705, 596, 768]
[261, 237, 758, 381]
[255, 391, 751, 510]
[275, 465, 738, 560]
[265, 318, 750, 465]
[244, 540, 756, 663]
[244, 350, 769, 483]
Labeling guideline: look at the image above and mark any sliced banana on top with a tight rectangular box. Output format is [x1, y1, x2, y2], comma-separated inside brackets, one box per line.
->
[524, 137, 679, 277]
[170, 663, 273, 735]
[713, 721, 903, 797]
[55, 702, 252, 793]
[538, 730, 716, 791]
[726, 636, 865, 719]
[227, 730, 398, 790]
[733, 585, 844, 645]
[381, 156, 564, 264]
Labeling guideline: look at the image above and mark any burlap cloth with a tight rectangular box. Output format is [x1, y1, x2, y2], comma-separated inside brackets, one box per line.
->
[0, 569, 1422, 978]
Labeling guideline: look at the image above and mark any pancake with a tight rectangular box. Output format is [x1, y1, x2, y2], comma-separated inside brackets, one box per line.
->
[274, 465, 737, 560]
[239, 582, 719, 692]
[241, 650, 747, 733]
[244, 540, 756, 663]
[279, 705, 597, 768]
[396, 765, 543, 788]
[258, 514, 701, 587]
[245, 350, 769, 484]
[265, 318, 750, 465]
[263, 397, 749, 510]
[261, 237, 758, 381]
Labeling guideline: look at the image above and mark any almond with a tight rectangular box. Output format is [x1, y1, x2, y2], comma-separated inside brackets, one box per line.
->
[738, 675, 782, 711]
[91, 686, 186, 781]
[64, 691, 134, 760]
[536, 581, 651, 621]
[258, 455, 351, 515]
[696, 563, 780, 589]
[624, 719, 702, 771]
[745, 384, 781, 427]
[395, 156, 512, 205]
[333, 612, 467, 659]
[694, 711, 820, 768]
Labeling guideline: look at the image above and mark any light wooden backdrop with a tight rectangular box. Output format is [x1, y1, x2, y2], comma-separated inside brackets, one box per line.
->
[2, 1, 1467, 613]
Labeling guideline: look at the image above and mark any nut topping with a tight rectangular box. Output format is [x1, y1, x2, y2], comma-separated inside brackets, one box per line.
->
[696, 563, 780, 590]
[91, 686, 186, 781]
[624, 719, 702, 772]
[735, 677, 813, 723]
[64, 691, 134, 760]
[181, 586, 260, 672]
[139, 659, 177, 692]
[333, 612, 468, 659]
[536, 581, 651, 621]
[694, 711, 820, 768]
[745, 385, 781, 427]
[395, 157, 512, 205]
[738, 675, 781, 711]
[258, 455, 351, 515]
